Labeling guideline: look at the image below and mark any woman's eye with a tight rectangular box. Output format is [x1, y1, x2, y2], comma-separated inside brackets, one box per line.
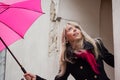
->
[68, 27, 72, 31]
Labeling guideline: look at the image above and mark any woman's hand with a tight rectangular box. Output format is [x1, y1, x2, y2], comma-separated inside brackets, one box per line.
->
[24, 73, 36, 80]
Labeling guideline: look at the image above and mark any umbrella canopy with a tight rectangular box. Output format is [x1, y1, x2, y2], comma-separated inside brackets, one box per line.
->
[0, 0, 44, 51]
[0, 0, 44, 73]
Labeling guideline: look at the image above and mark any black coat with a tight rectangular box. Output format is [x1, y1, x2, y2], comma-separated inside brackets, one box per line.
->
[36, 39, 114, 80]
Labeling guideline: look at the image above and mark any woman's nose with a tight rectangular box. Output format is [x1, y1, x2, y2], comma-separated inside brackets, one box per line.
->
[73, 28, 77, 32]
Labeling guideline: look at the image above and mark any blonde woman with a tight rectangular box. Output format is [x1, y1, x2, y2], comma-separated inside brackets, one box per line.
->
[24, 21, 114, 80]
[54, 21, 114, 80]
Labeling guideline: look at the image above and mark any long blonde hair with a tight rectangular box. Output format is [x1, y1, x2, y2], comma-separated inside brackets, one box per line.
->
[57, 21, 99, 77]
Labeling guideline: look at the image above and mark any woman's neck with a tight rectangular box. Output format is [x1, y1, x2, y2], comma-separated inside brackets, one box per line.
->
[70, 39, 84, 51]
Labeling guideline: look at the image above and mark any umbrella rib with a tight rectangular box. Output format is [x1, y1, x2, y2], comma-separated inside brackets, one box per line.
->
[0, 5, 9, 6]
[0, 4, 10, 14]
[0, 5, 44, 14]
[11, 7, 44, 13]
[0, 20, 24, 38]
[0, 7, 9, 14]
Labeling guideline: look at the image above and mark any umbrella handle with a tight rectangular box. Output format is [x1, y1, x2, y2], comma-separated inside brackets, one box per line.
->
[0, 37, 27, 73]
[21, 66, 27, 73]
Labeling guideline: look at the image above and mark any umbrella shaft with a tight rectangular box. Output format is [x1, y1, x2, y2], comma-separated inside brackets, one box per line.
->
[0, 37, 26, 73]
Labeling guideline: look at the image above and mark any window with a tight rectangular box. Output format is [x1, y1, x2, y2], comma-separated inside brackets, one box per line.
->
[0, 49, 6, 80]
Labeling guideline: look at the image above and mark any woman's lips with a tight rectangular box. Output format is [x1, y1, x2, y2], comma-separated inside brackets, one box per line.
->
[73, 33, 79, 36]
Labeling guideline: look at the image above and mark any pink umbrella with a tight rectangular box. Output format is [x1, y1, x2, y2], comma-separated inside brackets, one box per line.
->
[0, 0, 44, 73]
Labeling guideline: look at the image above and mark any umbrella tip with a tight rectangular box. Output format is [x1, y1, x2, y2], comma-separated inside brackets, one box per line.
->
[42, 12, 45, 14]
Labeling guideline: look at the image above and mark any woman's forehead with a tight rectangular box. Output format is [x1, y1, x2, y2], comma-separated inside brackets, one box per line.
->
[65, 24, 81, 32]
[66, 24, 75, 28]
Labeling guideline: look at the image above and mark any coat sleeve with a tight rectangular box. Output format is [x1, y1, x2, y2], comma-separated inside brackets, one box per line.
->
[36, 75, 46, 80]
[54, 63, 70, 80]
[95, 39, 114, 67]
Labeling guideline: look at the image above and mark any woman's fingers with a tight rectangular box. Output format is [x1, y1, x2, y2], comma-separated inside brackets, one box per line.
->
[24, 73, 36, 80]
[24, 74, 31, 80]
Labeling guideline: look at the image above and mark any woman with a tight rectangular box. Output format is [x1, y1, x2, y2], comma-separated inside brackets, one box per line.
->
[24, 21, 114, 80]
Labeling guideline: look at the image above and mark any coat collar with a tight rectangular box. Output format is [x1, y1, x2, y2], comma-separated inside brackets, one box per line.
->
[83, 41, 94, 50]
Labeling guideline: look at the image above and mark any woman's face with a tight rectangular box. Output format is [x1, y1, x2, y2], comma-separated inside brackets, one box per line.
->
[65, 24, 83, 42]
